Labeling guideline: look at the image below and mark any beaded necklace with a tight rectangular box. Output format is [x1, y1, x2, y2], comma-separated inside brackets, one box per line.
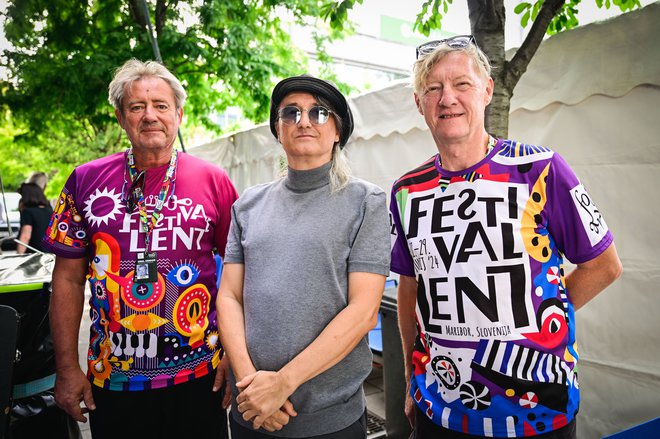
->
[126, 148, 178, 252]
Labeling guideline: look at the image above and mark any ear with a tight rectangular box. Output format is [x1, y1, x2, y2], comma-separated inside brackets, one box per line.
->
[414, 93, 424, 116]
[177, 106, 184, 124]
[115, 108, 125, 129]
[484, 77, 494, 106]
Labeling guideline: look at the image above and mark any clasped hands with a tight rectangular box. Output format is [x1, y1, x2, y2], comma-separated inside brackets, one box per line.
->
[236, 370, 298, 432]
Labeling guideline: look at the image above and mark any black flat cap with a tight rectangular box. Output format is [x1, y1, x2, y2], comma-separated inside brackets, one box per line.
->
[269, 75, 354, 147]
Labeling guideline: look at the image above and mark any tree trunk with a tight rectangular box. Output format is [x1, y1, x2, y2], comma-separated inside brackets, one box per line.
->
[128, 0, 147, 28]
[467, 0, 565, 139]
[467, 0, 508, 138]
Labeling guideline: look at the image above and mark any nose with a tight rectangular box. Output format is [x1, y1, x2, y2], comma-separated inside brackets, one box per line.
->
[438, 87, 458, 106]
[142, 104, 157, 121]
[298, 109, 312, 127]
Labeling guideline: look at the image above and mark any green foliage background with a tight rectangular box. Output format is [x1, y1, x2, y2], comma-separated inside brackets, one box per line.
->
[0, 0, 642, 199]
[0, 0, 352, 198]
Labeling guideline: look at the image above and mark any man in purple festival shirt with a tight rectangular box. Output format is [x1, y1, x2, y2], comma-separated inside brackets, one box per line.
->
[390, 36, 622, 439]
[43, 59, 237, 438]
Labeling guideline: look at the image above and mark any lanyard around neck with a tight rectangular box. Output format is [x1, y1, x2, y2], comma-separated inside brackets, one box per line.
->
[127, 149, 178, 251]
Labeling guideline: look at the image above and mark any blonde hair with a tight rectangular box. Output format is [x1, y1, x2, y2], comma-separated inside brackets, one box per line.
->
[413, 43, 491, 95]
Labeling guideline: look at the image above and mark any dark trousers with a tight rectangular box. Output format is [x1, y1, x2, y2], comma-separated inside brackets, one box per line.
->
[414, 405, 576, 439]
[89, 373, 227, 439]
[229, 409, 367, 439]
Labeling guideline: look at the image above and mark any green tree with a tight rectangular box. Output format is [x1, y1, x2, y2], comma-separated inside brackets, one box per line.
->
[324, 0, 641, 137]
[0, 0, 351, 192]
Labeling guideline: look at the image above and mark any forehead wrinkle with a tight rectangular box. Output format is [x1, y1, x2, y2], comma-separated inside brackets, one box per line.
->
[126, 78, 174, 98]
[427, 73, 474, 83]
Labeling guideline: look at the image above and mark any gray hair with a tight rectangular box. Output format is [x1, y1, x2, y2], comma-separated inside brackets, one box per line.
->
[108, 59, 187, 112]
[413, 42, 491, 95]
[329, 144, 351, 193]
[316, 95, 350, 192]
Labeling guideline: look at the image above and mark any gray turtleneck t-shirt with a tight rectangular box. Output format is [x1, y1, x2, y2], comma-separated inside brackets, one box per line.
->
[224, 162, 391, 437]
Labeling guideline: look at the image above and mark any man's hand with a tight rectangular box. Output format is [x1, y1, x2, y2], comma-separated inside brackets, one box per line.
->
[50, 256, 89, 422]
[235, 371, 296, 429]
[398, 276, 418, 429]
[54, 366, 95, 423]
[212, 355, 232, 409]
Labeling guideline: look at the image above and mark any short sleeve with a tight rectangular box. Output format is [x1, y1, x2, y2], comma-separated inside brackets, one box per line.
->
[20, 209, 35, 228]
[389, 186, 415, 276]
[42, 170, 90, 258]
[546, 153, 614, 264]
[212, 170, 239, 258]
[347, 190, 391, 276]
[223, 202, 245, 264]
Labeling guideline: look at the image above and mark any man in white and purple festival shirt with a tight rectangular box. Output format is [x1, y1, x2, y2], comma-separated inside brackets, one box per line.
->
[390, 35, 622, 439]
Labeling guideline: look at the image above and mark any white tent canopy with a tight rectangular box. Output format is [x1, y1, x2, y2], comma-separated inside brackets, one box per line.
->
[507, 4, 660, 438]
[189, 3, 660, 437]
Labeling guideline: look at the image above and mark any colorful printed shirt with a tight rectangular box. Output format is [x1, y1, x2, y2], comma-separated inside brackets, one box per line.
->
[43, 151, 238, 391]
[390, 139, 613, 437]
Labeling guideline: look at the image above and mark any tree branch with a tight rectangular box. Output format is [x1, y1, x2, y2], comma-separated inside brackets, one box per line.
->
[468, 0, 505, 79]
[155, 0, 170, 36]
[505, 0, 563, 92]
[127, 0, 147, 28]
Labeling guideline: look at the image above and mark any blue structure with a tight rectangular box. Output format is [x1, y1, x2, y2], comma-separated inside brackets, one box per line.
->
[602, 417, 660, 438]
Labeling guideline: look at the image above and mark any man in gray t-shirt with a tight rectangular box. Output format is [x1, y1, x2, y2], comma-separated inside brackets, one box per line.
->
[217, 75, 391, 438]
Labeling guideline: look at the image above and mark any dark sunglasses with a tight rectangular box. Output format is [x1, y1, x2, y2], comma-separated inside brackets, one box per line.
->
[125, 170, 145, 213]
[416, 35, 476, 59]
[278, 105, 333, 126]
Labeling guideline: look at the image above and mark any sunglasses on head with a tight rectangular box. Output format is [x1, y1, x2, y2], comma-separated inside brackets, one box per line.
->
[125, 170, 145, 213]
[278, 105, 333, 126]
[416, 35, 476, 59]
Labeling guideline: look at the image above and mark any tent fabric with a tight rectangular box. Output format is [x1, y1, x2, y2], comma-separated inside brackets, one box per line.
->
[189, 3, 660, 438]
[349, 79, 425, 141]
[510, 84, 660, 438]
[189, 124, 282, 193]
[510, 2, 660, 111]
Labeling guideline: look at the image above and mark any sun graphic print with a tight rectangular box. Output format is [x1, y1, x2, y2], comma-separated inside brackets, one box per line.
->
[83, 187, 123, 227]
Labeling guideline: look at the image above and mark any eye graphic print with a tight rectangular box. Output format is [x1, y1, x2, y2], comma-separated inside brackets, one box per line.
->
[92, 254, 110, 278]
[522, 298, 568, 349]
[93, 281, 107, 300]
[167, 262, 200, 287]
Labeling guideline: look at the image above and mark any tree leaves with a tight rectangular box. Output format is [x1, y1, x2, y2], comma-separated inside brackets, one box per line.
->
[0, 0, 351, 188]
[414, 0, 453, 36]
[321, 0, 362, 31]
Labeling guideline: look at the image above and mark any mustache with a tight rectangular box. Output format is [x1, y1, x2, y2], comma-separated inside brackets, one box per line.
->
[139, 122, 163, 130]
